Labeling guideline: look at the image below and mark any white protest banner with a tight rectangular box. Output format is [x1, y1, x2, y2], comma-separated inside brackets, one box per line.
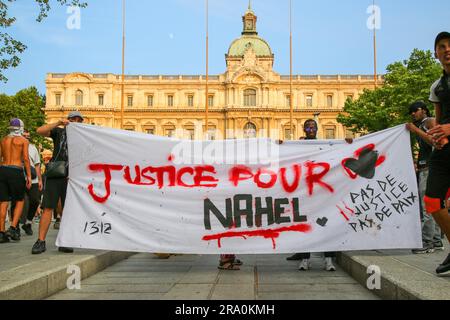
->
[56, 124, 421, 254]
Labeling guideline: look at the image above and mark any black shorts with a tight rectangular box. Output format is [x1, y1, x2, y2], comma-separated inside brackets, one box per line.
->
[42, 177, 68, 210]
[0, 166, 26, 202]
[425, 144, 450, 210]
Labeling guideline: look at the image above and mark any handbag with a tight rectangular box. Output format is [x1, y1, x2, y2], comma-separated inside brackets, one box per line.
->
[45, 144, 68, 179]
[45, 161, 68, 179]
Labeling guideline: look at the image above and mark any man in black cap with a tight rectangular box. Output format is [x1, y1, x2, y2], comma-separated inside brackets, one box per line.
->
[406, 102, 443, 254]
[423, 31, 450, 276]
[31, 112, 84, 254]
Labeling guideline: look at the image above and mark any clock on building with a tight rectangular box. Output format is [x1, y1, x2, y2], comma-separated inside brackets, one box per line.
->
[245, 20, 253, 30]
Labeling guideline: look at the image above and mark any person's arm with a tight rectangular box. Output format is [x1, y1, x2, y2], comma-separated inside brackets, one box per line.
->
[406, 122, 434, 146]
[33, 146, 43, 191]
[434, 102, 442, 125]
[22, 139, 31, 189]
[36, 164, 42, 191]
[36, 119, 69, 137]
[428, 123, 450, 144]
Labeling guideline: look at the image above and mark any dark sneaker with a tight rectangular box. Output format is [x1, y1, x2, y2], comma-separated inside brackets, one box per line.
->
[53, 220, 60, 230]
[31, 240, 46, 254]
[411, 246, 434, 254]
[21, 223, 33, 236]
[436, 254, 450, 276]
[6, 226, 20, 241]
[58, 247, 74, 253]
[286, 253, 303, 261]
[0, 232, 10, 243]
[433, 242, 445, 251]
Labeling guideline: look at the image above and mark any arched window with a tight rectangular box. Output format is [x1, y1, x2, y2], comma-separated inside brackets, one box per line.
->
[75, 90, 83, 106]
[244, 122, 257, 138]
[244, 89, 256, 106]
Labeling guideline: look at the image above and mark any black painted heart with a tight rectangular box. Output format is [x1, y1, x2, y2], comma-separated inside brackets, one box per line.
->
[316, 217, 328, 227]
[343, 148, 379, 179]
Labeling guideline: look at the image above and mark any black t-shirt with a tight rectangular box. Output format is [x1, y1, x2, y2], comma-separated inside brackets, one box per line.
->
[50, 127, 68, 162]
[430, 73, 450, 125]
[416, 118, 433, 167]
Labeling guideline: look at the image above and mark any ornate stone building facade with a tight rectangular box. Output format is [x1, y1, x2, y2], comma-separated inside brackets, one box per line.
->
[45, 6, 381, 140]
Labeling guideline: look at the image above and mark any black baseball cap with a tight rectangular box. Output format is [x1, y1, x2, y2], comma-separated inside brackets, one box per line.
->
[435, 31, 450, 49]
[408, 101, 429, 115]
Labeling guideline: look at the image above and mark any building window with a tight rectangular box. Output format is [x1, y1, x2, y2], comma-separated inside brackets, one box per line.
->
[147, 95, 154, 107]
[127, 95, 133, 107]
[187, 95, 194, 107]
[324, 126, 336, 139]
[285, 95, 291, 107]
[208, 95, 214, 107]
[203, 125, 216, 140]
[208, 128, 216, 140]
[185, 127, 195, 140]
[164, 126, 175, 137]
[244, 89, 256, 106]
[326, 95, 333, 108]
[346, 94, 354, 101]
[124, 126, 135, 131]
[168, 95, 174, 107]
[345, 129, 355, 139]
[145, 127, 155, 135]
[98, 94, 104, 106]
[55, 94, 61, 106]
[244, 122, 257, 139]
[75, 90, 83, 106]
[306, 95, 313, 107]
[284, 124, 296, 140]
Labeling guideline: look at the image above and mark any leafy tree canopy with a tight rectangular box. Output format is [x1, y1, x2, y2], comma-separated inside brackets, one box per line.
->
[0, 0, 87, 82]
[337, 49, 442, 134]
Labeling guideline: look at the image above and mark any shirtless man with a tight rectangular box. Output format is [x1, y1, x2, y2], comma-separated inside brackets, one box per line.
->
[0, 119, 32, 243]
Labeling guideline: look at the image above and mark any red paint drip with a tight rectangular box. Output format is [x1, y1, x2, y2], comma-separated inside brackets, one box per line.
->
[343, 202, 355, 215]
[202, 223, 312, 250]
[336, 205, 350, 221]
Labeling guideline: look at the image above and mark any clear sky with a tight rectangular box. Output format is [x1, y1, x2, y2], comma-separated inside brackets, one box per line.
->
[0, 0, 449, 95]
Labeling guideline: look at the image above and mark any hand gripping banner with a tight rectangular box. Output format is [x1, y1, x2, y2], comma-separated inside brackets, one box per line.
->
[56, 124, 421, 254]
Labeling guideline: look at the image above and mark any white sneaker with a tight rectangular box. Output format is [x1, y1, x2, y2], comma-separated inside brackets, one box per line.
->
[324, 257, 336, 271]
[298, 259, 310, 271]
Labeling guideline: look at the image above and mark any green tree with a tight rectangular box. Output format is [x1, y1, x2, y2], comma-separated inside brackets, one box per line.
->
[337, 49, 442, 134]
[0, 86, 49, 149]
[0, 0, 87, 82]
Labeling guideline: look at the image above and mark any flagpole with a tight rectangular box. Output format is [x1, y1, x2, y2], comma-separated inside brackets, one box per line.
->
[289, 0, 294, 140]
[373, 0, 378, 88]
[120, 0, 126, 129]
[205, 0, 209, 140]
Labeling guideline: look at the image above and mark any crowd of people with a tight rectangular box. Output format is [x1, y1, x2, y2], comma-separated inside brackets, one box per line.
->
[0, 111, 84, 255]
[0, 32, 449, 277]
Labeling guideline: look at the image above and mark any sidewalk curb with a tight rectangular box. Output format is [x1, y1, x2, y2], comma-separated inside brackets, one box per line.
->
[0, 251, 134, 300]
[336, 251, 450, 300]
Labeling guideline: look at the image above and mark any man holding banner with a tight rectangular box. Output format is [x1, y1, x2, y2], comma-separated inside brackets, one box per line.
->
[285, 119, 337, 271]
[32, 112, 84, 255]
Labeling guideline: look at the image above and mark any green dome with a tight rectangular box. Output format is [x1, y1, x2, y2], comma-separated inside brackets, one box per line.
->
[227, 36, 272, 57]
